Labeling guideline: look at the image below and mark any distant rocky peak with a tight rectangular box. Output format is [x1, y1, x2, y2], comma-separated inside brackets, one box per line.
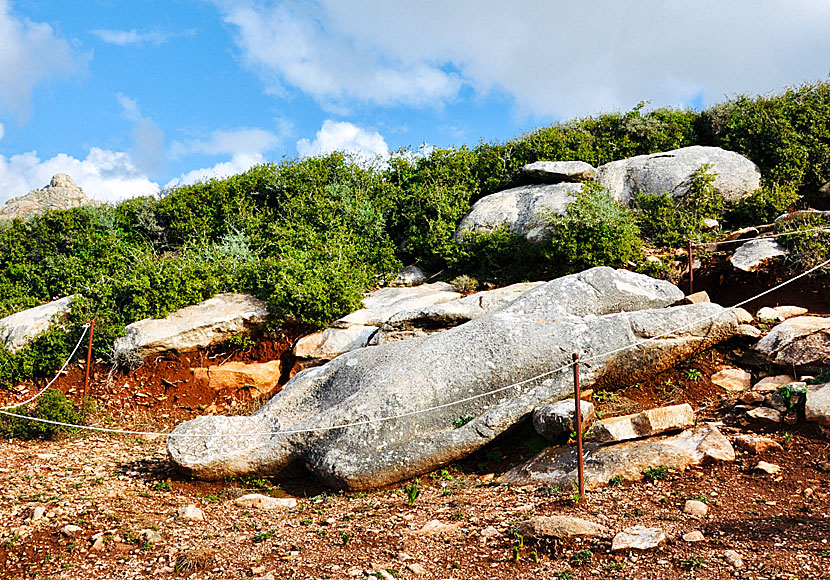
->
[0, 173, 96, 221]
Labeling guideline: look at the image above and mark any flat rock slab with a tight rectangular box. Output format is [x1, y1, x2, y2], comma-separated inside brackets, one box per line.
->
[516, 515, 610, 539]
[611, 526, 667, 551]
[294, 325, 378, 360]
[114, 293, 268, 359]
[453, 182, 582, 242]
[521, 161, 597, 183]
[595, 145, 761, 205]
[711, 368, 752, 391]
[757, 306, 808, 322]
[754, 316, 830, 370]
[168, 268, 736, 489]
[500, 423, 734, 490]
[0, 295, 76, 354]
[734, 435, 783, 454]
[233, 494, 297, 509]
[805, 383, 830, 427]
[193, 360, 282, 398]
[752, 375, 795, 392]
[337, 283, 460, 327]
[730, 239, 787, 272]
[592, 403, 695, 443]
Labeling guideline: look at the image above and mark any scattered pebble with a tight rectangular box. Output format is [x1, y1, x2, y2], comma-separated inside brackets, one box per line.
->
[682, 530, 705, 542]
[683, 499, 708, 518]
[176, 505, 204, 521]
[756, 461, 781, 475]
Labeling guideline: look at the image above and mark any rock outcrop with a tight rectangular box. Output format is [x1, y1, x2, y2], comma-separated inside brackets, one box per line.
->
[113, 293, 268, 361]
[754, 316, 830, 371]
[595, 146, 760, 205]
[730, 239, 788, 272]
[167, 267, 737, 489]
[501, 423, 735, 489]
[0, 296, 77, 354]
[0, 174, 95, 220]
[453, 183, 582, 242]
[521, 161, 597, 183]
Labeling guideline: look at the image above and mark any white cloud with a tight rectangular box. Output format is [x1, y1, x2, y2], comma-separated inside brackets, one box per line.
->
[216, 0, 830, 119]
[90, 28, 193, 47]
[171, 127, 281, 159]
[165, 153, 268, 189]
[0, 122, 4, 141]
[117, 94, 166, 176]
[0, 148, 159, 205]
[0, 0, 88, 118]
[297, 120, 389, 161]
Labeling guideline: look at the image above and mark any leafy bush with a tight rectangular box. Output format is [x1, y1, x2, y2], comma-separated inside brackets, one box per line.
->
[635, 164, 722, 246]
[546, 182, 642, 274]
[727, 182, 800, 226]
[776, 213, 830, 270]
[0, 389, 93, 440]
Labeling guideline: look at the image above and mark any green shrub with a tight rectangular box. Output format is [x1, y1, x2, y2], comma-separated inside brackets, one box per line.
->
[546, 182, 642, 273]
[776, 213, 830, 270]
[451, 227, 549, 285]
[0, 389, 93, 440]
[727, 182, 800, 226]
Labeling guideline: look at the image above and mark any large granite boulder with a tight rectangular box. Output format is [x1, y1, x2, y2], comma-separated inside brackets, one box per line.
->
[371, 282, 544, 345]
[113, 293, 268, 361]
[730, 239, 788, 272]
[501, 423, 734, 490]
[0, 174, 96, 220]
[754, 316, 830, 371]
[595, 146, 761, 205]
[453, 183, 582, 242]
[167, 267, 737, 489]
[521, 161, 596, 183]
[0, 296, 77, 353]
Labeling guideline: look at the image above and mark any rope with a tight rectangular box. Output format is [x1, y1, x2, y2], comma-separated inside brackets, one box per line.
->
[0, 324, 90, 410]
[691, 226, 830, 249]
[1, 257, 829, 438]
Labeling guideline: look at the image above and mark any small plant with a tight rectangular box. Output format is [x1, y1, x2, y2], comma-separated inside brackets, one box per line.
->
[225, 333, 256, 352]
[252, 529, 277, 543]
[405, 482, 420, 506]
[511, 546, 520, 563]
[608, 475, 624, 487]
[592, 390, 618, 403]
[453, 415, 473, 428]
[340, 532, 351, 546]
[298, 518, 313, 526]
[536, 484, 560, 496]
[604, 562, 624, 571]
[642, 466, 669, 481]
[777, 384, 806, 412]
[152, 481, 172, 492]
[683, 368, 703, 381]
[679, 556, 707, 569]
[530, 550, 539, 563]
[808, 368, 830, 385]
[450, 512, 465, 521]
[450, 275, 478, 293]
[570, 549, 593, 566]
[552, 570, 575, 579]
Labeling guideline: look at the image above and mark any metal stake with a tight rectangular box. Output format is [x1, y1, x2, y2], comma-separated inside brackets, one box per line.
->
[83, 320, 95, 398]
[573, 353, 584, 501]
[688, 239, 694, 295]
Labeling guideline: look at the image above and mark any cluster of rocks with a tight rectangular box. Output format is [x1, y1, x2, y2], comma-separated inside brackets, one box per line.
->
[0, 174, 96, 221]
[454, 146, 762, 242]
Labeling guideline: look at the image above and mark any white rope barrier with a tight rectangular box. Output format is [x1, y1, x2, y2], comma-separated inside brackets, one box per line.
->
[1, 257, 829, 439]
[691, 226, 830, 249]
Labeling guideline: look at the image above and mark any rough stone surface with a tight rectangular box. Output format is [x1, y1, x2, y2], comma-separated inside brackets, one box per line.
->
[114, 293, 268, 360]
[756, 305, 808, 323]
[746, 407, 783, 423]
[0, 295, 76, 354]
[805, 383, 830, 427]
[737, 324, 762, 339]
[391, 265, 427, 287]
[294, 325, 378, 360]
[233, 494, 297, 509]
[683, 500, 708, 518]
[176, 505, 204, 521]
[338, 283, 460, 327]
[595, 146, 761, 205]
[754, 316, 830, 370]
[515, 515, 610, 539]
[752, 375, 795, 392]
[501, 423, 735, 490]
[592, 403, 695, 443]
[521, 160, 597, 183]
[371, 282, 544, 345]
[140, 529, 163, 544]
[730, 239, 788, 272]
[168, 267, 736, 489]
[683, 291, 710, 304]
[756, 461, 781, 475]
[710, 368, 752, 392]
[0, 174, 96, 220]
[453, 182, 582, 242]
[682, 530, 705, 542]
[193, 361, 281, 398]
[60, 524, 82, 537]
[734, 308, 754, 324]
[533, 399, 595, 442]
[724, 549, 744, 569]
[611, 526, 667, 551]
[734, 435, 783, 454]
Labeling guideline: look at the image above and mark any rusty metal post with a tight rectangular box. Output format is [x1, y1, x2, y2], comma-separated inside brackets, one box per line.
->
[573, 353, 584, 501]
[83, 321, 95, 398]
[688, 239, 694, 295]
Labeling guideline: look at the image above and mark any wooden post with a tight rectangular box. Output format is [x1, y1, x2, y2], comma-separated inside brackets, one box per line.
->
[83, 321, 95, 398]
[573, 353, 584, 501]
[688, 239, 694, 295]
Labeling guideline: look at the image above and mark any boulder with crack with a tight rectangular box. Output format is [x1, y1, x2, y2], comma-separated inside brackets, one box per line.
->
[0, 295, 77, 354]
[167, 267, 737, 490]
[754, 316, 830, 371]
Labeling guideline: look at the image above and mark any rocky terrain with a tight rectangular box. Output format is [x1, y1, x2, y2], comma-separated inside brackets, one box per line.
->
[0, 174, 96, 221]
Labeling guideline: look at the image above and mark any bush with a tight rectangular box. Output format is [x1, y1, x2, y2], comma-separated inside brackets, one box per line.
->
[776, 213, 830, 270]
[635, 164, 723, 246]
[0, 389, 93, 440]
[727, 182, 800, 226]
[546, 182, 642, 274]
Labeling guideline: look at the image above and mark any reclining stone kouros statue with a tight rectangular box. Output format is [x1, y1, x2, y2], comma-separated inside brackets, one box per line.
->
[167, 267, 737, 490]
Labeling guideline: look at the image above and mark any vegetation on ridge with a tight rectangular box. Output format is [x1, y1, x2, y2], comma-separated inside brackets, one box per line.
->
[1, 79, 830, 389]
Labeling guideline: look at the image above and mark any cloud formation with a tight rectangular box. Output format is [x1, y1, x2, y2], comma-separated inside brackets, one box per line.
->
[217, 0, 830, 119]
[297, 120, 389, 161]
[0, 148, 159, 205]
[0, 0, 88, 119]
[117, 94, 166, 176]
[90, 28, 193, 47]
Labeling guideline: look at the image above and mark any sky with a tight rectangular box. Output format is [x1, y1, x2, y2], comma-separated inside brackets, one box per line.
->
[0, 0, 829, 205]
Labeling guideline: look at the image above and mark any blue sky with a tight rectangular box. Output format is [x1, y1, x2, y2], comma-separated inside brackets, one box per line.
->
[1, 0, 829, 204]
